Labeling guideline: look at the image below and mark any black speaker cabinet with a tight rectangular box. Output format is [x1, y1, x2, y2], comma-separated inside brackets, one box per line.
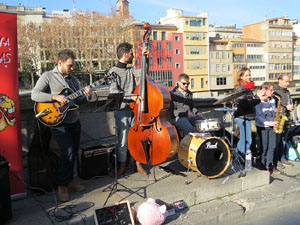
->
[78, 146, 114, 180]
[0, 154, 12, 224]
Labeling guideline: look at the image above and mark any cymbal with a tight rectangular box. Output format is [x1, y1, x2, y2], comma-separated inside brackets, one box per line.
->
[213, 89, 250, 105]
[215, 108, 232, 112]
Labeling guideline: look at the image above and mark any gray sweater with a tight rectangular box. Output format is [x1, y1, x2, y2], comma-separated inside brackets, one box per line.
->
[255, 97, 277, 127]
[108, 65, 140, 110]
[31, 67, 88, 123]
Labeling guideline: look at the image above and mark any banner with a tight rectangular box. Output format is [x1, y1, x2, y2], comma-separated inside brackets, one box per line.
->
[0, 12, 25, 195]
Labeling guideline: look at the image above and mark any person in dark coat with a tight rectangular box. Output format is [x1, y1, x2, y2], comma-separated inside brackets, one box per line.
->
[169, 73, 203, 136]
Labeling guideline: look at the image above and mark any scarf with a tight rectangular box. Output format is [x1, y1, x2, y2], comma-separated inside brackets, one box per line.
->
[242, 80, 255, 89]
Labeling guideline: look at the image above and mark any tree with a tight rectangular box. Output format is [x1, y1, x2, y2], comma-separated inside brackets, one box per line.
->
[18, 22, 42, 88]
[17, 9, 126, 87]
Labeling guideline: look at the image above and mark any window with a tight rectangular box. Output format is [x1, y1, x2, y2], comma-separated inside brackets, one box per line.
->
[148, 42, 152, 50]
[191, 78, 194, 89]
[216, 52, 219, 59]
[222, 64, 226, 72]
[234, 64, 247, 69]
[148, 70, 173, 88]
[247, 54, 263, 62]
[149, 58, 153, 65]
[157, 57, 163, 65]
[190, 19, 202, 26]
[153, 31, 158, 40]
[167, 57, 172, 65]
[157, 42, 162, 50]
[232, 43, 244, 48]
[216, 77, 227, 85]
[175, 35, 179, 41]
[186, 32, 202, 40]
[175, 49, 180, 54]
[216, 64, 220, 72]
[161, 31, 166, 40]
[201, 78, 204, 88]
[186, 46, 206, 55]
[175, 63, 180, 68]
[166, 42, 172, 50]
[233, 54, 244, 62]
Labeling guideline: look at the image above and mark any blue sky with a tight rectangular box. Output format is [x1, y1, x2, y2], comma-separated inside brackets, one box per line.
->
[1, 0, 299, 28]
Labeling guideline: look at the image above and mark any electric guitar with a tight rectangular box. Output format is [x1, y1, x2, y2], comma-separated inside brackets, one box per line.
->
[34, 72, 117, 126]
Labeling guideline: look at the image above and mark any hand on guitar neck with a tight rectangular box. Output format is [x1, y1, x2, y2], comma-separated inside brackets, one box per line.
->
[52, 87, 92, 104]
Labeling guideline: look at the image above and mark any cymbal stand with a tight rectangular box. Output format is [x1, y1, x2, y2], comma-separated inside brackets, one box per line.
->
[228, 101, 245, 177]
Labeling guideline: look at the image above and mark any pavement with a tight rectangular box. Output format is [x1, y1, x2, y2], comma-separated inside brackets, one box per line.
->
[5, 153, 300, 225]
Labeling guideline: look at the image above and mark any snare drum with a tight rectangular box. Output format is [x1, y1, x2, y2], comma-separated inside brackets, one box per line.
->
[194, 118, 221, 132]
[178, 133, 230, 178]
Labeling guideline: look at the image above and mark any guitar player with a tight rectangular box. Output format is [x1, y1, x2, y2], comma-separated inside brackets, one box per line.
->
[31, 49, 95, 202]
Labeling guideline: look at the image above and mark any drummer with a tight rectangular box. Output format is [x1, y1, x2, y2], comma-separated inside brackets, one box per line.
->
[169, 73, 203, 136]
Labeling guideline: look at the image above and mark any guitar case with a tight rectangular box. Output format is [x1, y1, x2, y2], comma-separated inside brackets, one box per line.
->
[28, 121, 58, 192]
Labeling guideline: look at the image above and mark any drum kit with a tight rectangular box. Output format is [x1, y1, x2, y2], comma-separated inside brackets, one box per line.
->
[177, 90, 250, 182]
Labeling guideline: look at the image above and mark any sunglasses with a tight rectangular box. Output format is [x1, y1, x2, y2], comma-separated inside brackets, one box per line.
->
[181, 81, 190, 86]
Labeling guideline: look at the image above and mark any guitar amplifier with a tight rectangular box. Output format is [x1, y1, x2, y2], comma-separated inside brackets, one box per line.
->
[0, 154, 12, 224]
[77, 145, 114, 180]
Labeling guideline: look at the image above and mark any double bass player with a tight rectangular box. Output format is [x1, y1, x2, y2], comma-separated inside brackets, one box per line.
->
[108, 42, 148, 176]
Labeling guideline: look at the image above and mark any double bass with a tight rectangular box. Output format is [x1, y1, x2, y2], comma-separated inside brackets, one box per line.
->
[128, 23, 179, 165]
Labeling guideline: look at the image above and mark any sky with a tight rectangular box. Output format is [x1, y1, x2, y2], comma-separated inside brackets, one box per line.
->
[1, 0, 300, 28]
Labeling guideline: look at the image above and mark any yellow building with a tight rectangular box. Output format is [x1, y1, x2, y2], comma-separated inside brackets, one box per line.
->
[160, 9, 209, 92]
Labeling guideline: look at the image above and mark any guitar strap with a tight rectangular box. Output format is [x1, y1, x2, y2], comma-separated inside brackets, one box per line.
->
[65, 75, 77, 92]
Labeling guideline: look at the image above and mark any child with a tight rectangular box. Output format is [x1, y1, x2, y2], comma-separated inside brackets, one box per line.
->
[255, 82, 280, 174]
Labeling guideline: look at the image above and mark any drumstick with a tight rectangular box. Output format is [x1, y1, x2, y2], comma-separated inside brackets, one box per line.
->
[200, 110, 210, 114]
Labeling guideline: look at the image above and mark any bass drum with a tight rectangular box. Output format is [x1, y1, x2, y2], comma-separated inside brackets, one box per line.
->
[178, 133, 230, 179]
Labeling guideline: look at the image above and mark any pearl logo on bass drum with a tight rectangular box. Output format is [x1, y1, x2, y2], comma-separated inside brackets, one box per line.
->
[205, 141, 218, 149]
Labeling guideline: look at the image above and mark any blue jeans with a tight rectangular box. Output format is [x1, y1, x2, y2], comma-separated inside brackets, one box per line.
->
[257, 127, 276, 167]
[234, 118, 252, 154]
[50, 120, 81, 186]
[174, 116, 202, 136]
[114, 110, 134, 163]
[275, 130, 288, 163]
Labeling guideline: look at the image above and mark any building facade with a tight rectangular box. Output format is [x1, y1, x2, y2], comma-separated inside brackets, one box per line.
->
[209, 39, 233, 91]
[123, 23, 183, 88]
[160, 9, 209, 92]
[243, 16, 293, 83]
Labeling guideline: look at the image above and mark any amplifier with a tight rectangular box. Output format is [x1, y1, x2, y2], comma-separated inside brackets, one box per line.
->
[0, 154, 12, 224]
[77, 146, 114, 180]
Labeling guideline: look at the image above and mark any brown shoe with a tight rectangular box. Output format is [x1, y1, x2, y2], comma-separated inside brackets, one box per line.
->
[68, 180, 86, 192]
[268, 166, 280, 174]
[58, 186, 69, 202]
[136, 162, 147, 175]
